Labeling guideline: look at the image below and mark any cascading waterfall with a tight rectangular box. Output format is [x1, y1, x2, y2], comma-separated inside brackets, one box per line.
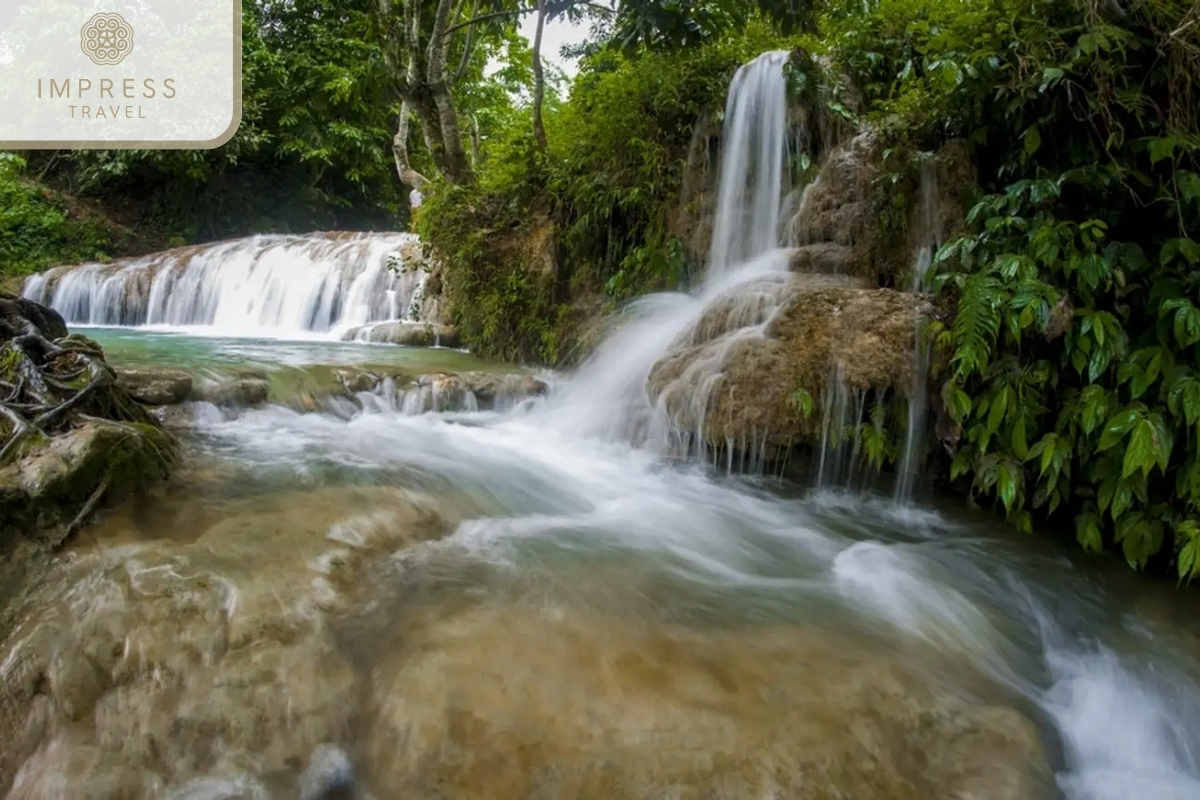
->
[706, 50, 792, 278]
[21, 232, 427, 337]
[894, 159, 940, 501]
[548, 51, 794, 454]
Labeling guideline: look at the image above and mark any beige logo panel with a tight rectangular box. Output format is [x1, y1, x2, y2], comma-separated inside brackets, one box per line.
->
[0, 1, 241, 149]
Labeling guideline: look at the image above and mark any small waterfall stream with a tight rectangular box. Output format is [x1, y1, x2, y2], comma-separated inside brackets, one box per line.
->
[21, 232, 427, 337]
[894, 158, 940, 501]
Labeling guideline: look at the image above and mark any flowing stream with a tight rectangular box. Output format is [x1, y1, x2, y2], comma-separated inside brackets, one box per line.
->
[3, 52, 1200, 800]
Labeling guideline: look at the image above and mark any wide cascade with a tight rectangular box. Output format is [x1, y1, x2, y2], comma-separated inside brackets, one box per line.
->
[21, 231, 427, 336]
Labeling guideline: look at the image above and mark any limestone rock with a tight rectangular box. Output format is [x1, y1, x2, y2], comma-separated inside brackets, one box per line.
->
[342, 321, 461, 348]
[114, 366, 194, 406]
[648, 277, 925, 453]
[333, 368, 379, 395]
[389, 371, 549, 413]
[788, 242, 856, 275]
[0, 486, 451, 796]
[191, 377, 270, 407]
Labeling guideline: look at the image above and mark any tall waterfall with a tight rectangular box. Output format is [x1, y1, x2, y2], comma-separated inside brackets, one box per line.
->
[707, 50, 792, 278]
[548, 51, 794, 445]
[22, 232, 427, 337]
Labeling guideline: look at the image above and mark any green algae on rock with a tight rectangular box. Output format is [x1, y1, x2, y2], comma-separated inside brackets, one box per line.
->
[0, 293, 177, 546]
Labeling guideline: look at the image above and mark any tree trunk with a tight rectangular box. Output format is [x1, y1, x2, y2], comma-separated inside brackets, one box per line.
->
[392, 101, 429, 190]
[532, 0, 549, 151]
[427, 0, 473, 183]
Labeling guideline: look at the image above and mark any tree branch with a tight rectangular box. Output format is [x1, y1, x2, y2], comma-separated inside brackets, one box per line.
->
[444, 8, 534, 37]
[452, 0, 482, 85]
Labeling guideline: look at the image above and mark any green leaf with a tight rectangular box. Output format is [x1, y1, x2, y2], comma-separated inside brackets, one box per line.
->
[1076, 511, 1103, 553]
[1039, 66, 1065, 92]
[1097, 409, 1140, 451]
[1177, 520, 1200, 581]
[1024, 126, 1041, 156]
[1122, 418, 1160, 478]
[1148, 137, 1177, 165]
[997, 461, 1018, 510]
[1011, 417, 1029, 459]
[1180, 171, 1200, 204]
[986, 386, 1009, 435]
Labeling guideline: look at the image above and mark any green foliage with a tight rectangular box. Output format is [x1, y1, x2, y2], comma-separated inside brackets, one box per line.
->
[841, 0, 1200, 578]
[420, 21, 799, 363]
[29, 0, 404, 246]
[0, 155, 120, 280]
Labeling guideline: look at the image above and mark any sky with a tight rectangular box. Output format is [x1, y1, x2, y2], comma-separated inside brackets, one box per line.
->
[518, 11, 589, 79]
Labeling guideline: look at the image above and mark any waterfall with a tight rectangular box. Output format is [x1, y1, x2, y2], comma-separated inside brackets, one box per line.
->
[547, 51, 794, 449]
[894, 159, 939, 501]
[21, 232, 427, 338]
[706, 50, 792, 279]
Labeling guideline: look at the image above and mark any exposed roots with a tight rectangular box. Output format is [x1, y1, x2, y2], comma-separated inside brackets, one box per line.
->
[1, 295, 155, 468]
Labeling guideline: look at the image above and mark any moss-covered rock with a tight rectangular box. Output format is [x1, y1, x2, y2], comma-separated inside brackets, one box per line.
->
[0, 419, 175, 545]
[0, 293, 177, 546]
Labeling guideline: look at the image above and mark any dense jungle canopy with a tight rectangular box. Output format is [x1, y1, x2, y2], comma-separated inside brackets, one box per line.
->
[2, 0, 1199, 579]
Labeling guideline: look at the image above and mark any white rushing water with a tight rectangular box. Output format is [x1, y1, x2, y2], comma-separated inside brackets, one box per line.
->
[21, 232, 427, 338]
[707, 50, 791, 278]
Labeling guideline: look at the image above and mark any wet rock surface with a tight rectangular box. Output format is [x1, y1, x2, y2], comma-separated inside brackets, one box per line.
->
[648, 276, 925, 452]
[191, 375, 271, 407]
[115, 366, 194, 406]
[0, 482, 1052, 799]
[341, 321, 461, 348]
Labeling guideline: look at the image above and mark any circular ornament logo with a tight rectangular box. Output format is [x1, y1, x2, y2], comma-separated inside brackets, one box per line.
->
[80, 13, 134, 66]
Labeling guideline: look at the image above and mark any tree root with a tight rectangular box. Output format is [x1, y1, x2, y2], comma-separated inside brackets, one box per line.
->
[2, 292, 178, 543]
[60, 472, 111, 545]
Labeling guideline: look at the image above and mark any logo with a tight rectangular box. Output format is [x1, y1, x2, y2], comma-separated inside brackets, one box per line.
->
[80, 13, 134, 66]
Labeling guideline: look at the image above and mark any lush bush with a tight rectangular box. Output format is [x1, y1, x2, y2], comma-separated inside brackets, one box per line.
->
[0, 154, 120, 282]
[419, 19, 800, 363]
[824, 0, 1200, 578]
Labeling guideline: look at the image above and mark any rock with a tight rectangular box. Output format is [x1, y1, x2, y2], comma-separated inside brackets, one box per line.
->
[647, 277, 925, 454]
[362, 599, 1052, 799]
[0, 486, 450, 795]
[386, 371, 549, 413]
[788, 242, 857, 275]
[0, 418, 175, 544]
[923, 705, 1053, 800]
[790, 130, 880, 252]
[192, 377, 270, 407]
[114, 366, 194, 406]
[0, 293, 67, 341]
[342, 321, 461, 348]
[333, 369, 379, 394]
[298, 745, 357, 800]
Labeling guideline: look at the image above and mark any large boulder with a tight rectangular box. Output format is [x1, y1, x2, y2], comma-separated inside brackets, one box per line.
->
[648, 275, 925, 453]
[0, 486, 451, 796]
